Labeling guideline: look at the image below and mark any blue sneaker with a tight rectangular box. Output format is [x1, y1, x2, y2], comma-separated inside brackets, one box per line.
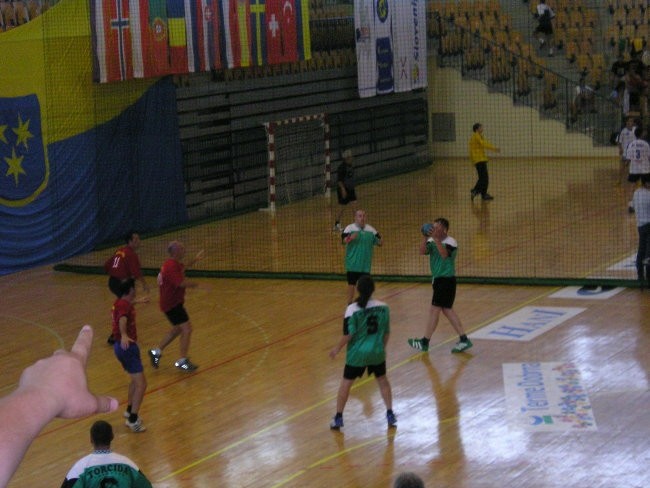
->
[330, 415, 343, 430]
[387, 411, 397, 428]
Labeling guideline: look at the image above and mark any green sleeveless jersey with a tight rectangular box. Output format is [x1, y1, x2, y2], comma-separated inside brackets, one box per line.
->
[344, 299, 390, 367]
[426, 236, 458, 279]
[343, 223, 380, 273]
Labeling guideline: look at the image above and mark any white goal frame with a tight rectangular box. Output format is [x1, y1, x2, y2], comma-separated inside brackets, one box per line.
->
[262, 113, 330, 213]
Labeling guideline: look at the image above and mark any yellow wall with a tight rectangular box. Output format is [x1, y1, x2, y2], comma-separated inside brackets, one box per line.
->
[427, 62, 617, 159]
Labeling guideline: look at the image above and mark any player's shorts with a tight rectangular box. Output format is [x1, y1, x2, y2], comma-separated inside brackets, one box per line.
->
[113, 342, 144, 374]
[164, 303, 190, 326]
[337, 187, 357, 205]
[343, 361, 386, 380]
[108, 276, 124, 297]
[346, 271, 367, 285]
[431, 276, 457, 309]
[628, 173, 650, 183]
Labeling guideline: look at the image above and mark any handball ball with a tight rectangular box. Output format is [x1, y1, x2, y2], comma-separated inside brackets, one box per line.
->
[421, 223, 433, 236]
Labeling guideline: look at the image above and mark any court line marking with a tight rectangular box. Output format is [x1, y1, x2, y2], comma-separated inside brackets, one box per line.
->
[157, 284, 558, 483]
[0, 315, 64, 394]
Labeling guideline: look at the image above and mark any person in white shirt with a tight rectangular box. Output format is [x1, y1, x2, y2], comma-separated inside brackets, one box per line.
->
[632, 175, 650, 282]
[616, 116, 637, 185]
[534, 1, 555, 56]
[625, 127, 650, 213]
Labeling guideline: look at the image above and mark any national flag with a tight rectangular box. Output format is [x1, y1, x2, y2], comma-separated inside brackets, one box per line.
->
[145, 0, 172, 77]
[266, 0, 295, 64]
[295, 0, 310, 61]
[191, 0, 223, 71]
[220, 0, 252, 68]
[266, 0, 309, 65]
[167, 0, 188, 73]
[249, 0, 266, 66]
[91, 0, 134, 82]
[184, 0, 198, 72]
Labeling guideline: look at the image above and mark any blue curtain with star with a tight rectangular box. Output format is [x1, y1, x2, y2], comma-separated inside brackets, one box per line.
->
[0, 2, 187, 276]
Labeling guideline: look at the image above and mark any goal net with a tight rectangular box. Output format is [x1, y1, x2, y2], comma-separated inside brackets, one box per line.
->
[263, 114, 330, 212]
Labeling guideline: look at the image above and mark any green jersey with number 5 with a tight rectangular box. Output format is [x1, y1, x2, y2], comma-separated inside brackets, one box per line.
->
[343, 300, 390, 367]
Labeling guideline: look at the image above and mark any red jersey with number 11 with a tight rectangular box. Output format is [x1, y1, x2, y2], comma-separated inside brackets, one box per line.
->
[158, 258, 185, 312]
[104, 246, 142, 280]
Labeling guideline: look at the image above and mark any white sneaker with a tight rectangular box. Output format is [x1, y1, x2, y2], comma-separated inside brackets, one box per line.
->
[125, 418, 146, 433]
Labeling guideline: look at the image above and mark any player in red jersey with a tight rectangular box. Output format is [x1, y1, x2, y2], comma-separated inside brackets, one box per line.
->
[104, 231, 150, 344]
[111, 279, 149, 432]
[148, 241, 204, 372]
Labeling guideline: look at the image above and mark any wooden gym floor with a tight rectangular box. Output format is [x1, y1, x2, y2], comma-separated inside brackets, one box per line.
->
[2, 158, 649, 487]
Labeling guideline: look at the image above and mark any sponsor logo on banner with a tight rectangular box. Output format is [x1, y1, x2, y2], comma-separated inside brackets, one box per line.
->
[503, 362, 597, 431]
[471, 306, 585, 341]
[549, 286, 624, 300]
[374, 0, 394, 94]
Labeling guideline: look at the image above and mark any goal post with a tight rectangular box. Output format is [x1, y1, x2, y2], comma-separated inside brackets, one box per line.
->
[262, 113, 330, 213]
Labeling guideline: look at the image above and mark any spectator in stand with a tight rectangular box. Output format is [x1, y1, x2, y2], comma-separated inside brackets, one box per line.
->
[533, 0, 555, 57]
[611, 51, 629, 88]
[570, 77, 596, 123]
[610, 81, 629, 119]
[625, 53, 646, 116]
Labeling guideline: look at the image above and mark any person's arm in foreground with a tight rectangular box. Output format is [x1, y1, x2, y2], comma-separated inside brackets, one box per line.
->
[0, 325, 118, 487]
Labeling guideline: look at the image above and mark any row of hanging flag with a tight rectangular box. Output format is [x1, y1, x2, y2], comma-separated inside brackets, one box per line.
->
[90, 0, 311, 82]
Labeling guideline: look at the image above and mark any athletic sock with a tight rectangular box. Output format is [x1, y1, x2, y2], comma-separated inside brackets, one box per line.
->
[335, 412, 342, 419]
[460, 335, 468, 342]
[128, 413, 138, 423]
[421, 337, 430, 347]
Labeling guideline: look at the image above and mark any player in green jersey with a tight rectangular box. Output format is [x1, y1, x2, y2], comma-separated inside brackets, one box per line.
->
[329, 275, 396, 429]
[341, 209, 382, 303]
[407, 218, 473, 354]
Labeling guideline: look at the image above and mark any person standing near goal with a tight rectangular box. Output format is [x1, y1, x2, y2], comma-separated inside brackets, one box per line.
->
[334, 149, 358, 231]
[407, 218, 473, 354]
[148, 241, 203, 372]
[342, 209, 382, 304]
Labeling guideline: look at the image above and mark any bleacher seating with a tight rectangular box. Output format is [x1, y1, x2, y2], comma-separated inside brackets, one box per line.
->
[0, 0, 54, 32]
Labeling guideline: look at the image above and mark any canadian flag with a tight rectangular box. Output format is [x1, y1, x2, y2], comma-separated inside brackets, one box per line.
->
[266, 0, 297, 64]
